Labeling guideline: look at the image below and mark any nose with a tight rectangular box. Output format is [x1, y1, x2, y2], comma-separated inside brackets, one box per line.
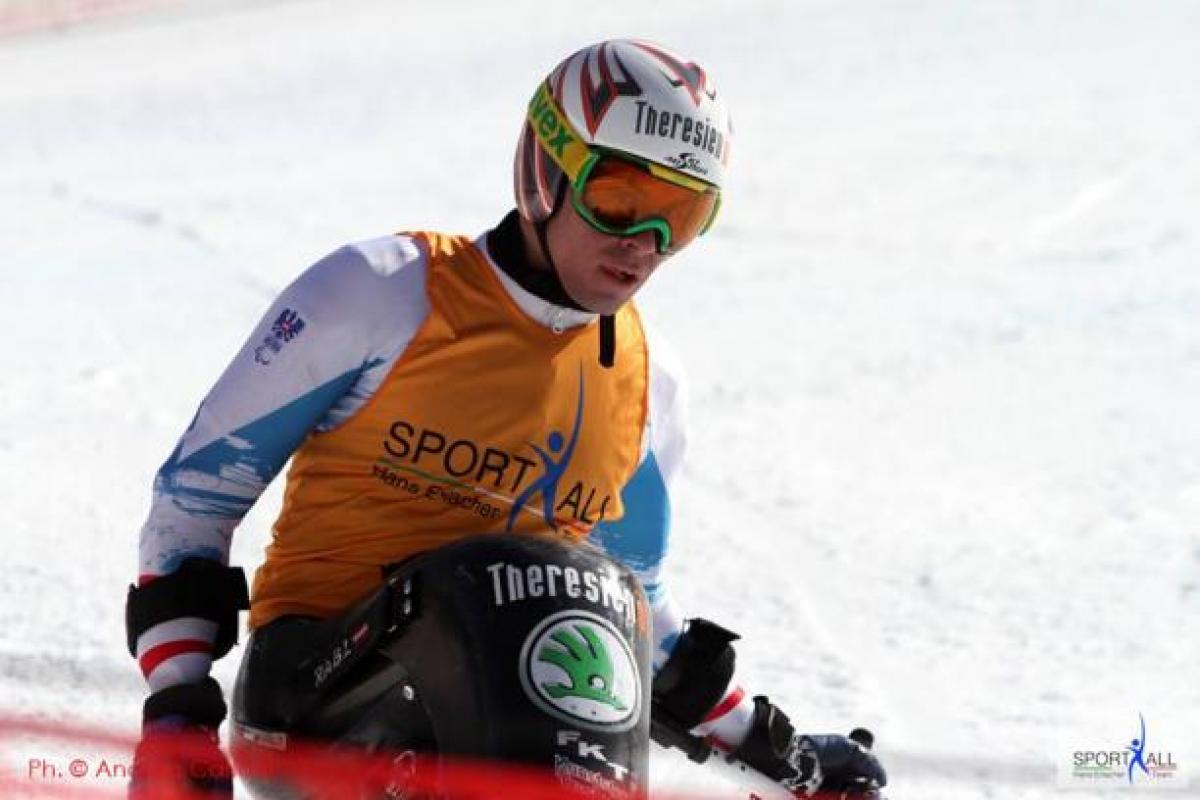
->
[620, 229, 659, 254]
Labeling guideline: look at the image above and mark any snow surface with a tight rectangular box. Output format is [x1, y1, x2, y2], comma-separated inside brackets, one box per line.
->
[1, 0, 1197, 797]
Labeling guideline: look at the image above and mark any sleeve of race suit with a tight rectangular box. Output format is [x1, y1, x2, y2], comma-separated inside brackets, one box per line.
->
[589, 324, 757, 750]
[134, 236, 429, 691]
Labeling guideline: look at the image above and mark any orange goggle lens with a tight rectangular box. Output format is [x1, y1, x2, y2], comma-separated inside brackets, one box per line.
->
[573, 157, 720, 254]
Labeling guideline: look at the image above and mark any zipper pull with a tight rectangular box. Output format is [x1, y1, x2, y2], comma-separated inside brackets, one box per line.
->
[550, 308, 567, 334]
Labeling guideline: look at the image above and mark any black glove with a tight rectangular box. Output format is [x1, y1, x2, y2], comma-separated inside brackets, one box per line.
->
[733, 696, 887, 797]
[130, 677, 233, 799]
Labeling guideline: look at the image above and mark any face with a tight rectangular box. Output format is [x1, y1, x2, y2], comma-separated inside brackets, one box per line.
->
[544, 201, 670, 315]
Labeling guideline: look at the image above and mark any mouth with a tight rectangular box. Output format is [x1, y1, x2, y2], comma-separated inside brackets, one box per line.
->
[600, 263, 641, 286]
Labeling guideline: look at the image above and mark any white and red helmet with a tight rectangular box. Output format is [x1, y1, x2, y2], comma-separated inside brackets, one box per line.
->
[515, 39, 734, 223]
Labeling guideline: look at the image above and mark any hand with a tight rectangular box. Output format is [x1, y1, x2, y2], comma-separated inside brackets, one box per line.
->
[129, 678, 233, 799]
[732, 696, 886, 797]
[803, 732, 887, 797]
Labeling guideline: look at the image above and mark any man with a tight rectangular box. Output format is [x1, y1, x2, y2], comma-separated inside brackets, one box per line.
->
[126, 39, 886, 797]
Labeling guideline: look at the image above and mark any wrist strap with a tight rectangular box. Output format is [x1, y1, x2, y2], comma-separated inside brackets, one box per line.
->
[652, 618, 739, 729]
[126, 558, 249, 659]
[733, 695, 798, 778]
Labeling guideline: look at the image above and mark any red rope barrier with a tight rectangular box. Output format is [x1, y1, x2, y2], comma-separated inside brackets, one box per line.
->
[0, 713, 642, 799]
[1, 712, 873, 798]
[0, 0, 175, 37]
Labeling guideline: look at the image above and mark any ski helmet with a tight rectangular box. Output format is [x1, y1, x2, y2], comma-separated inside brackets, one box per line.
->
[514, 39, 733, 228]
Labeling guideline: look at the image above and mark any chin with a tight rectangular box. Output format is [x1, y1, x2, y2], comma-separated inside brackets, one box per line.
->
[581, 300, 621, 316]
[567, 285, 628, 316]
[592, 299, 632, 316]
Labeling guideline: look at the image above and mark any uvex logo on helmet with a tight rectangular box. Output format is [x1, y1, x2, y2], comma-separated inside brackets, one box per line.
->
[528, 86, 577, 161]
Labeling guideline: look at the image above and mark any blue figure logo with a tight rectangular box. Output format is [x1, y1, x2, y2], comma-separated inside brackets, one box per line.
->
[1127, 712, 1150, 784]
[507, 369, 585, 533]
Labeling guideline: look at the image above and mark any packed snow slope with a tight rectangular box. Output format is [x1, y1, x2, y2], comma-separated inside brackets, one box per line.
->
[1, 1, 1197, 797]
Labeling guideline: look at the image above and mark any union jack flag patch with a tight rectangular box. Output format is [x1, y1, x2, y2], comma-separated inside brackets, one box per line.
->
[271, 309, 306, 342]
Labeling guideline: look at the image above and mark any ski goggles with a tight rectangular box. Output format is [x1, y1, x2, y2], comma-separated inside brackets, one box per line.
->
[527, 82, 721, 255]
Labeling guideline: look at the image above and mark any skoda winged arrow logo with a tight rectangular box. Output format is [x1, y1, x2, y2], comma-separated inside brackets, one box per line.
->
[538, 624, 627, 711]
[519, 610, 641, 732]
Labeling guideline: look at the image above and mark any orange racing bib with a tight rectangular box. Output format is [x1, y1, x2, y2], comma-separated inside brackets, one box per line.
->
[250, 232, 649, 628]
